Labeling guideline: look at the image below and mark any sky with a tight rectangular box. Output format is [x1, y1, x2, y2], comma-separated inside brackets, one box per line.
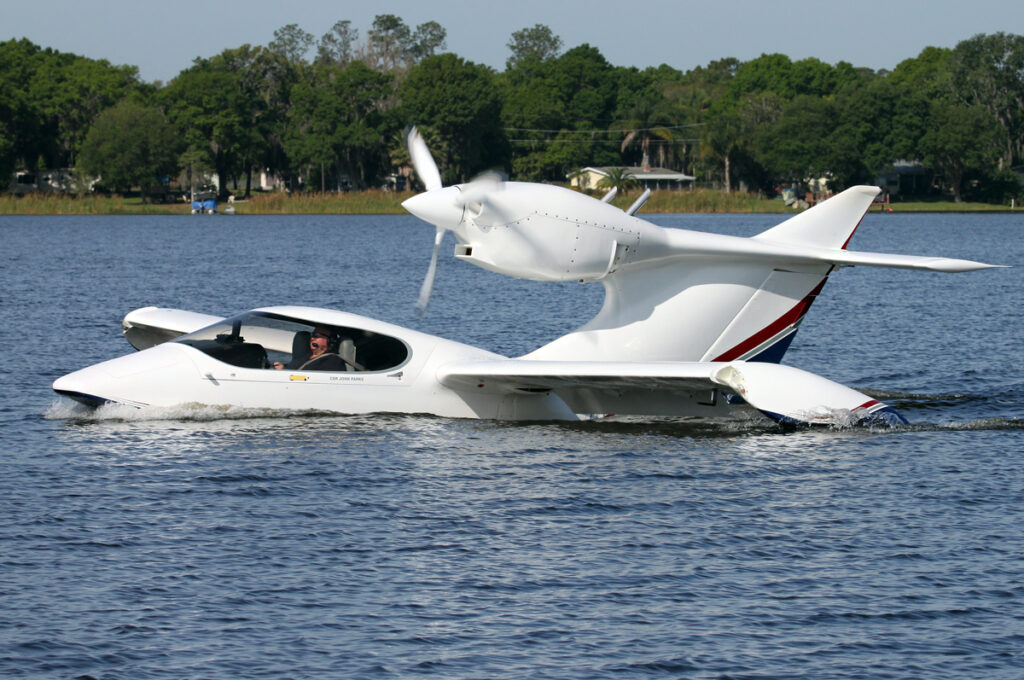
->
[5, 0, 1024, 83]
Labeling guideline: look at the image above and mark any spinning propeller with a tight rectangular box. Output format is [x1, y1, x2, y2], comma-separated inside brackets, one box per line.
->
[402, 126, 509, 313]
[404, 126, 446, 313]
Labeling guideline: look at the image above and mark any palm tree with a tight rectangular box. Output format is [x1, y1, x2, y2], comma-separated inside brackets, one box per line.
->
[616, 98, 676, 169]
[596, 167, 639, 193]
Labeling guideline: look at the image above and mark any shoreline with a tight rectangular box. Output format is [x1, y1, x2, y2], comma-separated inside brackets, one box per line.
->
[0, 190, 1017, 216]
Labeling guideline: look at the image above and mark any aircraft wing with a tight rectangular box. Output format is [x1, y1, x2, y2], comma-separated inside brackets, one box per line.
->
[437, 359, 904, 425]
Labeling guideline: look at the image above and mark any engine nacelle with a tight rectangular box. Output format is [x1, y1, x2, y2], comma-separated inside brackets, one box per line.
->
[450, 183, 645, 282]
[453, 214, 641, 281]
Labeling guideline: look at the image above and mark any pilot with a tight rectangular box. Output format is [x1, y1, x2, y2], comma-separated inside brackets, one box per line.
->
[273, 327, 348, 371]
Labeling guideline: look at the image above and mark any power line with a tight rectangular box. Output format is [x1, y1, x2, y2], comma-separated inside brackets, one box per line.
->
[508, 138, 701, 144]
[504, 123, 706, 134]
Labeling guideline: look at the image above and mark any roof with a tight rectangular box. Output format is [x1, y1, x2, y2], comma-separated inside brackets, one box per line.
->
[578, 166, 695, 181]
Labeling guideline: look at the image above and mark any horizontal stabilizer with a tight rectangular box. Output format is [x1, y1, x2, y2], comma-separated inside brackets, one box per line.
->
[656, 222, 1003, 273]
[817, 248, 1006, 272]
[749, 185, 1004, 271]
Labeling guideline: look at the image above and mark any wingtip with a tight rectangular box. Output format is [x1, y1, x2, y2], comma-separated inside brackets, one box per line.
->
[929, 258, 1009, 273]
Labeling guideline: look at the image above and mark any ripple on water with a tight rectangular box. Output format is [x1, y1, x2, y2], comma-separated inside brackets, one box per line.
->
[4, 214, 1023, 679]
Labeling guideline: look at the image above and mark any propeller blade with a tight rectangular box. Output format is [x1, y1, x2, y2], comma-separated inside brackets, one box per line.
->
[417, 227, 444, 313]
[455, 171, 502, 207]
[454, 172, 513, 226]
[406, 126, 442, 192]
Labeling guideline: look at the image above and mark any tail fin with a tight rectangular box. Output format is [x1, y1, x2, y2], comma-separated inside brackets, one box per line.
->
[754, 185, 879, 250]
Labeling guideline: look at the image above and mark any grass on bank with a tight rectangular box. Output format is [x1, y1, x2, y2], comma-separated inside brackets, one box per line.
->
[0, 192, 194, 215]
[0, 189, 1017, 215]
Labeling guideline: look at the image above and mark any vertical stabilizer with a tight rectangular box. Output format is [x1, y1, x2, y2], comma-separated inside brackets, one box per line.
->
[754, 185, 879, 250]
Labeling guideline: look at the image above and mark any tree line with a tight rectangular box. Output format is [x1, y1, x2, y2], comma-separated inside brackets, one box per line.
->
[2, 19, 1022, 202]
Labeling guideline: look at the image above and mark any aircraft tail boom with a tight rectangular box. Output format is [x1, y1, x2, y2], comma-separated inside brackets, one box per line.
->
[528, 185, 1001, 365]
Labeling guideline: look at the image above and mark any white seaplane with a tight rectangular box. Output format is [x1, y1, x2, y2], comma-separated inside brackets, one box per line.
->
[53, 128, 1003, 425]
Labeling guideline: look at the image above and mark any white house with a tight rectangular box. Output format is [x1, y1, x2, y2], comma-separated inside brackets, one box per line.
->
[571, 166, 695, 192]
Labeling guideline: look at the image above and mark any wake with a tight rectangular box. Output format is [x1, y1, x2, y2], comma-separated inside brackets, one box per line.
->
[45, 395, 1020, 433]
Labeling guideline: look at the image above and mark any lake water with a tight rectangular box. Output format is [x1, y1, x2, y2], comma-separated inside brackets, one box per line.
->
[1, 211, 1022, 679]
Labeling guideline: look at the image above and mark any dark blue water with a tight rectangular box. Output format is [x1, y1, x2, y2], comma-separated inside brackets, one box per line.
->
[1, 212, 1022, 679]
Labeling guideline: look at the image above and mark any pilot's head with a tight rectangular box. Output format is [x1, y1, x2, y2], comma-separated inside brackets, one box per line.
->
[310, 327, 335, 354]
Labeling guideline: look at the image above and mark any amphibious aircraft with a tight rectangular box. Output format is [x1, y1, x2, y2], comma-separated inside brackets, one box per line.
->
[52, 128, 1003, 425]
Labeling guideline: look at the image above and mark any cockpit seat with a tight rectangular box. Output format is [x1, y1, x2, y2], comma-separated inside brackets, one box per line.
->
[287, 331, 312, 369]
[340, 338, 358, 371]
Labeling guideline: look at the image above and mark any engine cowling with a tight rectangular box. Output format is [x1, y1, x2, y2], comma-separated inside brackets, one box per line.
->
[451, 183, 646, 282]
[453, 213, 639, 281]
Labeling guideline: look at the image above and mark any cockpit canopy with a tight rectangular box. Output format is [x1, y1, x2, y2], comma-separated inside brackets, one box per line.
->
[173, 312, 410, 372]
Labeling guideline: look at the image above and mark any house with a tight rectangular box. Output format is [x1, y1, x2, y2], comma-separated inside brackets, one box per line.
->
[7, 170, 37, 195]
[570, 166, 695, 192]
[876, 160, 932, 196]
[1012, 165, 1024, 188]
[7, 168, 96, 194]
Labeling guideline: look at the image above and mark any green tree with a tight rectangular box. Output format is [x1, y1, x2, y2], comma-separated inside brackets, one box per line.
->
[704, 53, 861, 192]
[367, 14, 412, 72]
[500, 73, 565, 181]
[500, 43, 621, 181]
[705, 92, 781, 192]
[268, 24, 315, 64]
[316, 20, 359, 66]
[624, 65, 713, 176]
[506, 24, 563, 70]
[409, 22, 447, 62]
[161, 65, 248, 196]
[162, 44, 303, 197]
[827, 76, 899, 188]
[500, 40, 566, 180]
[596, 167, 638, 193]
[286, 60, 392, 190]
[553, 45, 619, 126]
[887, 46, 953, 159]
[727, 54, 859, 100]
[919, 102, 1004, 201]
[329, 62, 394, 186]
[77, 100, 178, 200]
[949, 32, 1024, 168]
[363, 15, 447, 72]
[0, 39, 140, 173]
[614, 96, 676, 169]
[31, 55, 139, 167]
[0, 132, 14, 182]
[206, 45, 294, 196]
[0, 52, 31, 179]
[400, 54, 505, 183]
[285, 73, 337, 191]
[670, 58, 738, 181]
[178, 148, 214, 197]
[755, 94, 835, 186]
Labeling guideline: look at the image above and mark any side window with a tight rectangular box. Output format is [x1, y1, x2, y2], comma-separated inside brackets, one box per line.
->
[346, 330, 409, 372]
[173, 314, 302, 369]
[174, 313, 411, 372]
[173, 317, 271, 369]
